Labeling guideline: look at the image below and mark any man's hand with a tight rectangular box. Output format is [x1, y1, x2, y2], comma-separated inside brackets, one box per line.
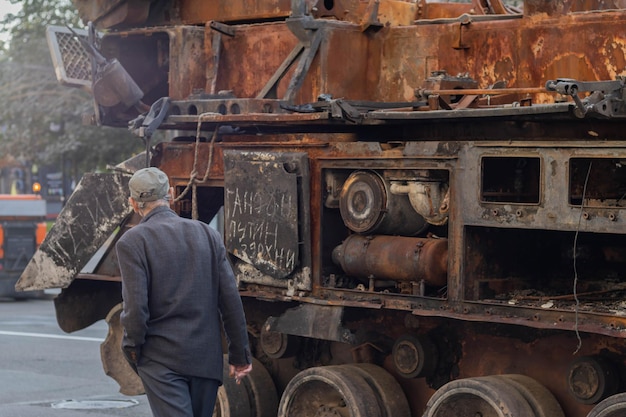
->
[122, 347, 139, 373]
[229, 363, 253, 384]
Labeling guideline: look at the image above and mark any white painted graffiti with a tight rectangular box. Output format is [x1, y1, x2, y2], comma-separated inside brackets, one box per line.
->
[226, 187, 297, 273]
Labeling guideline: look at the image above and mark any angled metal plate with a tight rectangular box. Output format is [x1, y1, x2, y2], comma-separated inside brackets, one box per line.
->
[15, 172, 132, 291]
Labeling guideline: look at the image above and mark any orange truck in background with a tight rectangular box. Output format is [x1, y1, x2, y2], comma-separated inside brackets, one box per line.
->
[0, 195, 46, 299]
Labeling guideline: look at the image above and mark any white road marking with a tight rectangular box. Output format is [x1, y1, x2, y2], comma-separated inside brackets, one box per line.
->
[0, 330, 103, 342]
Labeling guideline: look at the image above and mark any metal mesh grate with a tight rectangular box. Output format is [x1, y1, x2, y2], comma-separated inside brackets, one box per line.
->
[46, 25, 92, 88]
[56, 31, 91, 82]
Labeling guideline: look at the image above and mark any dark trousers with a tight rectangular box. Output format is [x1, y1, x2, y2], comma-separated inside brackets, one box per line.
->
[138, 356, 220, 417]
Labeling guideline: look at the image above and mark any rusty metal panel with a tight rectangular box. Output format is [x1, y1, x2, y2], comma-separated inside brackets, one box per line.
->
[223, 151, 308, 280]
[524, 0, 626, 15]
[518, 13, 626, 83]
[168, 26, 207, 100]
[154, 141, 225, 184]
[421, 13, 626, 100]
[78, 8, 626, 109]
[373, 25, 442, 102]
[90, 9, 626, 109]
[216, 22, 383, 103]
[180, 0, 415, 25]
[416, 3, 475, 19]
[372, 0, 419, 26]
[101, 26, 206, 102]
[460, 144, 626, 233]
[179, 0, 292, 23]
[72, 0, 151, 29]
[74, 3, 626, 107]
[318, 28, 382, 102]
[216, 22, 298, 100]
[74, 0, 417, 29]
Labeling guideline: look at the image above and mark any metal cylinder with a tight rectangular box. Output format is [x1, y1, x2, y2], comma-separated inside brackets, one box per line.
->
[339, 171, 428, 236]
[332, 234, 448, 286]
[92, 59, 144, 108]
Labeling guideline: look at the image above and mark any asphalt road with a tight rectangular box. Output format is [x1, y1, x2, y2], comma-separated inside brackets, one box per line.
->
[0, 294, 152, 417]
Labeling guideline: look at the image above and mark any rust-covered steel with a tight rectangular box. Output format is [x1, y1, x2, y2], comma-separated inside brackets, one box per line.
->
[332, 235, 448, 287]
[60, 1, 626, 125]
[29, 0, 626, 416]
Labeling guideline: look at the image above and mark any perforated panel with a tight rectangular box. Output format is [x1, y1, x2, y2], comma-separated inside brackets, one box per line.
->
[46, 25, 92, 88]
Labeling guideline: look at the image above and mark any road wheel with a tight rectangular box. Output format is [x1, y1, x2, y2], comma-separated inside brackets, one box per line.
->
[278, 365, 382, 417]
[423, 376, 535, 417]
[342, 363, 410, 417]
[587, 393, 626, 417]
[493, 374, 564, 417]
[214, 356, 278, 417]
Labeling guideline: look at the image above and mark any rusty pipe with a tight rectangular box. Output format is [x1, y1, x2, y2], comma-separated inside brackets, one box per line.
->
[332, 234, 448, 286]
[417, 87, 550, 97]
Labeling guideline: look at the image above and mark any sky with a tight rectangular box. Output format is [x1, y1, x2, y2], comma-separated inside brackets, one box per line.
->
[0, 1, 20, 43]
[0, 1, 20, 17]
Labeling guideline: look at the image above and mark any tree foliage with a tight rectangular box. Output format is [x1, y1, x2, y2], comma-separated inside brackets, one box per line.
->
[0, 0, 143, 174]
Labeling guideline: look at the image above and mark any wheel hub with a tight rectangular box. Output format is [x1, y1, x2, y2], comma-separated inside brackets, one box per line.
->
[315, 405, 344, 417]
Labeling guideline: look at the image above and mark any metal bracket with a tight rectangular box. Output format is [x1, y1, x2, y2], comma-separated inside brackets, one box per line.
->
[128, 97, 171, 166]
[258, 0, 324, 101]
[453, 14, 472, 50]
[209, 21, 235, 37]
[546, 78, 625, 118]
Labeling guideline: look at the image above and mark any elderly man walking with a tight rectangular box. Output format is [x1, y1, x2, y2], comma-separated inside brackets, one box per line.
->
[116, 167, 252, 417]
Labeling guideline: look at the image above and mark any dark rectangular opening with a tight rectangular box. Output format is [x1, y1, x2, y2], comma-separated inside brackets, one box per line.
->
[481, 156, 541, 204]
[569, 158, 626, 207]
[465, 226, 626, 309]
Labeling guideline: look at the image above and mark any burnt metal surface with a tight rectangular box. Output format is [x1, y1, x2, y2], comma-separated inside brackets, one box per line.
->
[567, 356, 620, 405]
[460, 144, 626, 233]
[73, 0, 152, 29]
[54, 279, 122, 332]
[265, 304, 355, 343]
[224, 151, 309, 280]
[62, 3, 626, 129]
[200, 10, 626, 106]
[338, 170, 429, 235]
[245, 284, 626, 339]
[180, 0, 292, 24]
[154, 141, 226, 185]
[332, 235, 448, 287]
[15, 172, 131, 291]
[47, 2, 626, 415]
[74, 0, 414, 29]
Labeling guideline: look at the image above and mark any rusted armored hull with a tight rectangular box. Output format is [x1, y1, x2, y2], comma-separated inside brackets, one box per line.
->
[22, 0, 626, 416]
[60, 4, 626, 122]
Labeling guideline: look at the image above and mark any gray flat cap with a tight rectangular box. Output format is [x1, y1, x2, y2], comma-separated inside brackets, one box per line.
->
[129, 167, 170, 202]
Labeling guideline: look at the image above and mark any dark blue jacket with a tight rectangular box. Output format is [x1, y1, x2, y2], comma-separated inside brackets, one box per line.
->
[116, 205, 251, 381]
